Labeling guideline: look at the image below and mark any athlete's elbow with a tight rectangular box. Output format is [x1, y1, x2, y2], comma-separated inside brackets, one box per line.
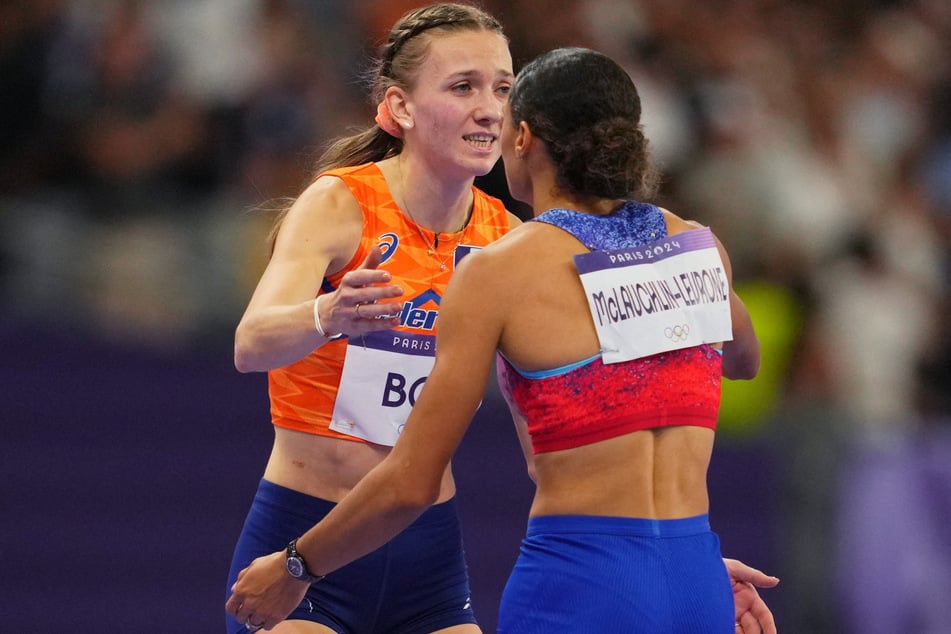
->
[393, 467, 443, 509]
[234, 329, 266, 373]
[234, 349, 256, 373]
[725, 358, 759, 381]
[722, 345, 760, 381]
[392, 483, 439, 513]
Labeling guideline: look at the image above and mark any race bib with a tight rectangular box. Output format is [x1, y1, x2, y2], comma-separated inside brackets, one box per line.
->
[574, 227, 733, 364]
[330, 330, 436, 445]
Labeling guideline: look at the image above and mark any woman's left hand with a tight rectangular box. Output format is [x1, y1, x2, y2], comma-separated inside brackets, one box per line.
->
[225, 550, 310, 631]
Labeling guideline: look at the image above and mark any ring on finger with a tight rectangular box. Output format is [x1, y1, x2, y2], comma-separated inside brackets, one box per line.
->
[355, 303, 365, 319]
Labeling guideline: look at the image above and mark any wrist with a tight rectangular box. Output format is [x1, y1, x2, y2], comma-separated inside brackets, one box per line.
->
[313, 295, 343, 340]
[285, 538, 325, 584]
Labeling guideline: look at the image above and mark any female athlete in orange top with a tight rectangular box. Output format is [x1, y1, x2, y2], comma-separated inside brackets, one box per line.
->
[226, 5, 518, 633]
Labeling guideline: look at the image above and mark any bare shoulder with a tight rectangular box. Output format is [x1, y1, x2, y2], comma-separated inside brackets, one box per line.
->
[453, 236, 511, 283]
[453, 220, 570, 306]
[659, 206, 703, 235]
[658, 206, 737, 286]
[290, 174, 362, 224]
[462, 218, 539, 273]
[488, 216, 557, 250]
[273, 174, 364, 271]
[449, 227, 531, 297]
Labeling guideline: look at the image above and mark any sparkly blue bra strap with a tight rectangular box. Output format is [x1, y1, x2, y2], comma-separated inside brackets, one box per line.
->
[531, 201, 666, 250]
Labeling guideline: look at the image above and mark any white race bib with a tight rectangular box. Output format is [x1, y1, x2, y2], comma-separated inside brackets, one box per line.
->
[574, 227, 733, 364]
[330, 330, 436, 445]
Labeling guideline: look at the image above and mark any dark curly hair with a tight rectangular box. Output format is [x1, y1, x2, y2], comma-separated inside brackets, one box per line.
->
[508, 47, 660, 202]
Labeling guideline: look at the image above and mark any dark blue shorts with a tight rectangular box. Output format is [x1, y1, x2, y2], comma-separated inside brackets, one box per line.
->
[226, 479, 477, 633]
[498, 514, 734, 633]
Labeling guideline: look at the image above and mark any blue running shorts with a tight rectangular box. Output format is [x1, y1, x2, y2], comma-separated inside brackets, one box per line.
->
[497, 513, 734, 633]
[226, 479, 477, 634]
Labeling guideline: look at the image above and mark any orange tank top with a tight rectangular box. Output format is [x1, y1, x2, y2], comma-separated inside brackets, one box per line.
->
[268, 162, 510, 444]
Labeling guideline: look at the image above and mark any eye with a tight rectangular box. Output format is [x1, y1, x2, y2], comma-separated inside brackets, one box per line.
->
[452, 82, 472, 94]
[496, 84, 512, 98]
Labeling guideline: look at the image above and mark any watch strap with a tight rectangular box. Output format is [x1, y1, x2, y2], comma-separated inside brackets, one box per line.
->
[285, 538, 325, 584]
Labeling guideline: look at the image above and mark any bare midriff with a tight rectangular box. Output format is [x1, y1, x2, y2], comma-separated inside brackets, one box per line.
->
[263, 427, 457, 503]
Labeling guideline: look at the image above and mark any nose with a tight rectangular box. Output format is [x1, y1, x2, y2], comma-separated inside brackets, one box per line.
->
[475, 94, 503, 124]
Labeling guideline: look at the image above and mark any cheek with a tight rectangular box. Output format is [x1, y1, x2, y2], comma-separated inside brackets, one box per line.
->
[503, 156, 528, 201]
[417, 101, 461, 136]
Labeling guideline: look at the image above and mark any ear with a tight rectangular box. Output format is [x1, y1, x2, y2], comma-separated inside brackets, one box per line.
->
[514, 120, 535, 158]
[384, 87, 414, 130]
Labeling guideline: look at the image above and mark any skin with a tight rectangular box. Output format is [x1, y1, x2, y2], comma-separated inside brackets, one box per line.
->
[227, 38, 777, 634]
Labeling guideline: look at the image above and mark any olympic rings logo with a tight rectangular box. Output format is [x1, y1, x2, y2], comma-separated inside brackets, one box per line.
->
[664, 324, 690, 342]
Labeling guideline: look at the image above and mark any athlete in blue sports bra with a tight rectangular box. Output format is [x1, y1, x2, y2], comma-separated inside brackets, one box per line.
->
[227, 46, 776, 634]
[494, 202, 735, 633]
[497, 202, 723, 455]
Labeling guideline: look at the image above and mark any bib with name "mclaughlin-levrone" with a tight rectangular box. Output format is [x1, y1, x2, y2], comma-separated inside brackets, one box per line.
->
[574, 227, 733, 364]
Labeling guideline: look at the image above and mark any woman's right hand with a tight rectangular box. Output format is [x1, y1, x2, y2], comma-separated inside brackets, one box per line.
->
[315, 247, 404, 337]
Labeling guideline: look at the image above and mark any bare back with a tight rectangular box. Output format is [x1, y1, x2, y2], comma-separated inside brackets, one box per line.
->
[492, 212, 716, 520]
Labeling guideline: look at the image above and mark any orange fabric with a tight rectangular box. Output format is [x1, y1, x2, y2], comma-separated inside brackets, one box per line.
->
[268, 162, 510, 440]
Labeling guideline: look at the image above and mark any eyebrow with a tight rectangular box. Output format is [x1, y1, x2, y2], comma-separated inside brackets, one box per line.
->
[448, 69, 515, 82]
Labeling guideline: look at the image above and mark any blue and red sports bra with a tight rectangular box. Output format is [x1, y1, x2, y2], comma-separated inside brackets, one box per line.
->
[496, 202, 722, 454]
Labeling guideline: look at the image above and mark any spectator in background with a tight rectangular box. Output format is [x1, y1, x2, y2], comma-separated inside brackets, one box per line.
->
[45, 0, 212, 213]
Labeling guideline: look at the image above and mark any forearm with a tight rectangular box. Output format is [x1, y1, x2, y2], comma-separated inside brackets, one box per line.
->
[234, 299, 330, 372]
[290, 364, 477, 575]
[294, 457, 439, 575]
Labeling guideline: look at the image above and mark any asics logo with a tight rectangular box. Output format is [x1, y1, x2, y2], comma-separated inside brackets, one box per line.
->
[378, 232, 399, 265]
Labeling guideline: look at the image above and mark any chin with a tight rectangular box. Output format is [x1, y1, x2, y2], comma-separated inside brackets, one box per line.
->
[470, 154, 501, 177]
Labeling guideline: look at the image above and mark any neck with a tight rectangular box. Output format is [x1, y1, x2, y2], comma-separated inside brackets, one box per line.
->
[534, 193, 626, 217]
[396, 155, 473, 233]
[525, 164, 624, 217]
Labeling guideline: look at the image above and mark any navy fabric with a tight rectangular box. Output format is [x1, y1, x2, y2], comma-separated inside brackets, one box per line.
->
[226, 479, 477, 634]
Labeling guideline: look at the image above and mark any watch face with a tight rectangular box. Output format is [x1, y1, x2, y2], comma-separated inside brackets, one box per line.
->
[287, 557, 305, 578]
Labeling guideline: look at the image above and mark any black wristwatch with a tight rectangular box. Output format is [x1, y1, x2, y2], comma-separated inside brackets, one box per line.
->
[285, 538, 325, 584]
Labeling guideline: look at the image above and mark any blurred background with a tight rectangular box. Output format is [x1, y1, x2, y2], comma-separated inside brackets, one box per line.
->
[2, 0, 950, 632]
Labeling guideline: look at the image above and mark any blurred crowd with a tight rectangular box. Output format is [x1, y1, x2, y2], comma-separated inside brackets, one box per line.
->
[2, 1, 949, 632]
